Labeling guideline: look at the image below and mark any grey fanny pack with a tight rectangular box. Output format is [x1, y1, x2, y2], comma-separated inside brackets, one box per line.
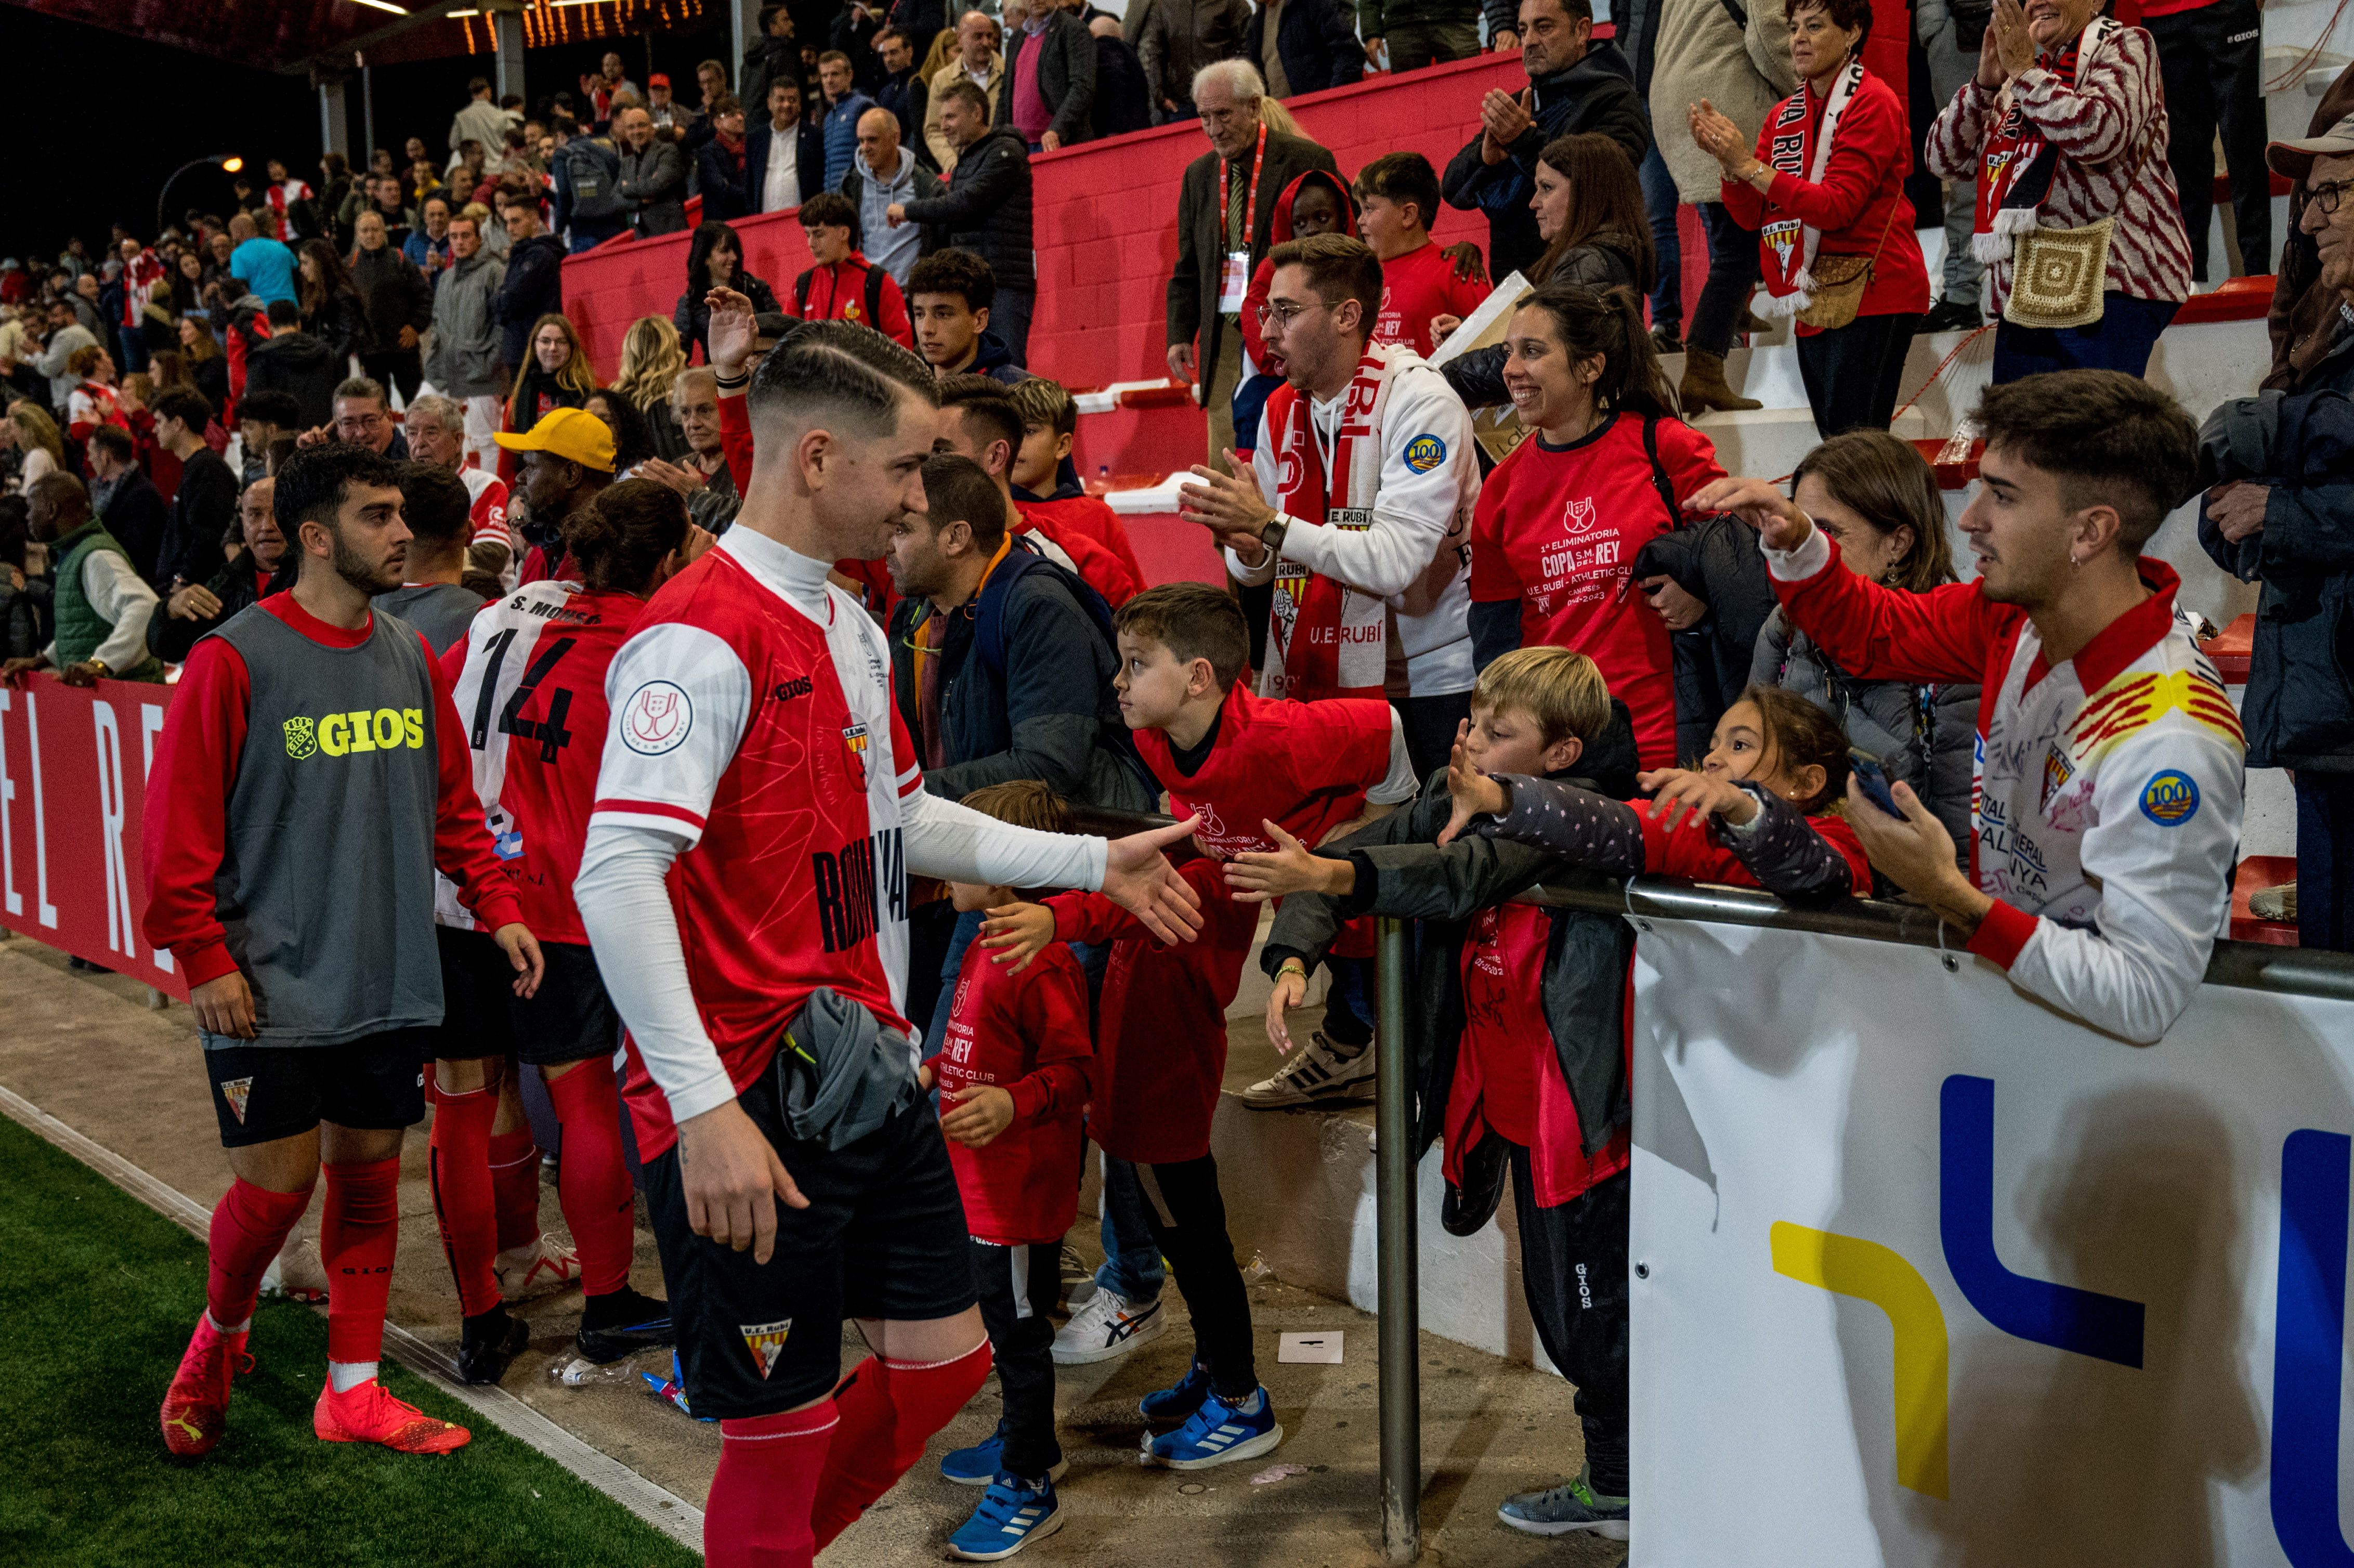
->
[772, 987, 921, 1151]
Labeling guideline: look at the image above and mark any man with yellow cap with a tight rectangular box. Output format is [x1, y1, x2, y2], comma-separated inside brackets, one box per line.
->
[494, 404, 618, 583]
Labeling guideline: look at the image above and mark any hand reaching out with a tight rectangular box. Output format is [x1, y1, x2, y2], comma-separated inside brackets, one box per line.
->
[704, 286, 758, 375]
[978, 901, 1057, 973]
[1634, 767, 1759, 831]
[1683, 476, 1814, 553]
[1224, 820, 1353, 904]
[1438, 719, 1507, 846]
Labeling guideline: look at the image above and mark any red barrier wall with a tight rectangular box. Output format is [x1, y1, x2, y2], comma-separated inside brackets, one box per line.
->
[0, 675, 185, 995]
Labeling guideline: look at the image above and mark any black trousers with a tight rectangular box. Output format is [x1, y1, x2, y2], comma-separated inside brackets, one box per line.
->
[360, 347, 424, 404]
[1795, 311, 1923, 436]
[971, 1238, 1062, 1476]
[1510, 1151, 1631, 1495]
[1690, 202, 1764, 358]
[1136, 1154, 1258, 1399]
[2150, 0, 2272, 278]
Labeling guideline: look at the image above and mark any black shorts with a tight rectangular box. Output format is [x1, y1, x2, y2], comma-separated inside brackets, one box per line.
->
[642, 1066, 977, 1418]
[203, 1032, 430, 1148]
[426, 927, 619, 1067]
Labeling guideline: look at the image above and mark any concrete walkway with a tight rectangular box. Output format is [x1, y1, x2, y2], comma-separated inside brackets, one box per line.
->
[0, 931, 1620, 1565]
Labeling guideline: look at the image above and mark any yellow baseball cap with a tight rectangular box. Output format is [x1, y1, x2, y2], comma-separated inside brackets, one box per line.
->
[494, 406, 616, 472]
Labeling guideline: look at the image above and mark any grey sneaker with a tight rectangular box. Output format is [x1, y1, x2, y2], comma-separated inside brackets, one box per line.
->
[1238, 1030, 1375, 1108]
[1498, 1466, 1630, 1539]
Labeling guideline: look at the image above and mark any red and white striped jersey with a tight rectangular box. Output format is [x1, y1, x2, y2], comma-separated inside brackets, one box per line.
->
[459, 465, 512, 553]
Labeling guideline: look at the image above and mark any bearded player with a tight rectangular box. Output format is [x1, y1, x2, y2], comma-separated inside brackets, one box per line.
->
[144, 443, 545, 1457]
[573, 301, 1205, 1568]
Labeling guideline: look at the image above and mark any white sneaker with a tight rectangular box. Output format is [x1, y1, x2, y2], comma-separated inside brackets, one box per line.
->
[1239, 1031, 1376, 1108]
[494, 1233, 581, 1302]
[1051, 1288, 1166, 1365]
[260, 1231, 328, 1303]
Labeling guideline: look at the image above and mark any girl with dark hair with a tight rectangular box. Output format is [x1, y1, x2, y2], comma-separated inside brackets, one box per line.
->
[499, 314, 599, 483]
[296, 238, 372, 361]
[584, 387, 656, 475]
[672, 223, 779, 362]
[173, 317, 232, 413]
[1750, 430, 1978, 859]
[1693, 0, 1930, 434]
[1465, 284, 1727, 768]
[430, 476, 701, 1387]
[1444, 135, 1657, 413]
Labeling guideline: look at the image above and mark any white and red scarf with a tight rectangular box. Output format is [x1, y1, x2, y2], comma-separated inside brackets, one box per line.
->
[1260, 348, 1396, 704]
[1757, 58, 1866, 318]
[121, 247, 166, 328]
[1972, 16, 2116, 262]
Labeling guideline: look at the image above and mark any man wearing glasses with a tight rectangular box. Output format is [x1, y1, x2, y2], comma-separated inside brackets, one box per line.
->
[2198, 112, 2354, 952]
[296, 377, 413, 462]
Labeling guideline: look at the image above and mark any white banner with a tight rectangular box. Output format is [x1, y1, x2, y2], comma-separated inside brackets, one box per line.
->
[1630, 921, 2354, 1566]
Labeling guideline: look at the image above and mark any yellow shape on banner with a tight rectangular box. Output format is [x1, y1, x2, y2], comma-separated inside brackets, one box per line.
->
[1770, 1221, 1951, 1500]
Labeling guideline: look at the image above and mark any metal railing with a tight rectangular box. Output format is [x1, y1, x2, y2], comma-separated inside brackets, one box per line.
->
[1070, 804, 2354, 1562]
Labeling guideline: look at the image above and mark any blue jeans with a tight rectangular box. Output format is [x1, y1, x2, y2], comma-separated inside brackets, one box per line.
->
[1096, 1152, 1168, 1303]
[1639, 143, 1685, 336]
[1990, 292, 2179, 383]
[991, 288, 1036, 371]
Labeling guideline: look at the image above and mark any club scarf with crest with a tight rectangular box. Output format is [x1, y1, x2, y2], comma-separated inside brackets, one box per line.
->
[1260, 347, 1396, 703]
[1971, 16, 2118, 263]
[1757, 58, 1867, 317]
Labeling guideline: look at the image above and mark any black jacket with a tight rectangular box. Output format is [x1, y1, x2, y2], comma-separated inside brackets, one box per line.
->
[1168, 128, 1339, 386]
[156, 447, 237, 590]
[696, 137, 755, 222]
[350, 246, 432, 354]
[675, 272, 781, 363]
[304, 289, 373, 361]
[96, 471, 169, 584]
[243, 330, 344, 429]
[618, 139, 689, 236]
[886, 537, 1154, 811]
[901, 127, 1036, 294]
[1263, 707, 1644, 1160]
[1444, 236, 1644, 409]
[1631, 514, 1781, 765]
[148, 550, 290, 664]
[1091, 32, 1156, 139]
[495, 233, 568, 367]
[995, 10, 1098, 146]
[746, 119, 828, 214]
[740, 35, 803, 124]
[1243, 0, 1366, 97]
[1442, 43, 1652, 279]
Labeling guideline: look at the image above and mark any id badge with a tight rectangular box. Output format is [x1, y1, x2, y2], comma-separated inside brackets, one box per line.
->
[1219, 251, 1249, 313]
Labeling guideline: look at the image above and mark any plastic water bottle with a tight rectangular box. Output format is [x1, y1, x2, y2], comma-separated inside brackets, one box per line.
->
[1935, 415, 1980, 468]
[547, 1356, 637, 1388]
[1095, 462, 1110, 494]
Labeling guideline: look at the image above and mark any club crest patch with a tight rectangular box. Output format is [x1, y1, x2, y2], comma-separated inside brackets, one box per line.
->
[282, 717, 317, 760]
[2139, 769, 2200, 827]
[621, 681, 692, 756]
[220, 1077, 254, 1123]
[741, 1319, 793, 1378]
[1403, 435, 1446, 474]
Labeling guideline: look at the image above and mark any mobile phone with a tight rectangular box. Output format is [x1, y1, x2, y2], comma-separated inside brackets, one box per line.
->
[1848, 750, 1900, 816]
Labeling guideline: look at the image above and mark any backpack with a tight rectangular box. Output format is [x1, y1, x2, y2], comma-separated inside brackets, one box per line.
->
[564, 139, 629, 221]
[973, 541, 1159, 801]
[795, 262, 887, 333]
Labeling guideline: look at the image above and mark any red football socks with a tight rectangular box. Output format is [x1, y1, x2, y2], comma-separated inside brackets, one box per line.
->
[488, 1127, 543, 1252]
[544, 1060, 635, 1298]
[321, 1156, 402, 1366]
[809, 1340, 993, 1549]
[206, 1177, 313, 1329]
[428, 1083, 503, 1317]
[704, 1402, 839, 1568]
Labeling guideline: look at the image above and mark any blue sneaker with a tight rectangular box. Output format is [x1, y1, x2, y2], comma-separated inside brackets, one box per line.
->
[946, 1474, 1064, 1560]
[1139, 1358, 1214, 1423]
[941, 1423, 1070, 1487]
[1497, 1465, 1630, 1539]
[1144, 1387, 1284, 1470]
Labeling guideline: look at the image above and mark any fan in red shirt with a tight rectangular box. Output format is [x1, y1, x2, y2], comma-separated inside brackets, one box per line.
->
[790, 194, 915, 348]
[1006, 375, 1146, 588]
[1467, 285, 1728, 769]
[428, 480, 711, 1386]
[932, 376, 1139, 606]
[1355, 151, 1493, 358]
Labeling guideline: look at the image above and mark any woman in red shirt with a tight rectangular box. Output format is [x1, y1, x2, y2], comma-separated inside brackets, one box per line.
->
[1467, 284, 1727, 770]
[1691, 0, 1931, 436]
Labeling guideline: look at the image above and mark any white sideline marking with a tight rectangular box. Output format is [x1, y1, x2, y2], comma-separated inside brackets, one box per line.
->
[0, 1083, 705, 1556]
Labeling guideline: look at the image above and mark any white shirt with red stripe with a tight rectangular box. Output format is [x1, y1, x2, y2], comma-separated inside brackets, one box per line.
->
[574, 527, 1107, 1156]
[460, 465, 512, 553]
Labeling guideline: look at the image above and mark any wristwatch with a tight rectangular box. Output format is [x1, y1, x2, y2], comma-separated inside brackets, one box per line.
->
[1258, 515, 1289, 556]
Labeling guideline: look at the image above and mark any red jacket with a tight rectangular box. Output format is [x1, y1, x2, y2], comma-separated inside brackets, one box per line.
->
[1049, 857, 1259, 1165]
[1720, 68, 1931, 333]
[936, 937, 1094, 1245]
[140, 593, 521, 987]
[1016, 493, 1144, 587]
[791, 254, 914, 348]
[1013, 503, 1139, 607]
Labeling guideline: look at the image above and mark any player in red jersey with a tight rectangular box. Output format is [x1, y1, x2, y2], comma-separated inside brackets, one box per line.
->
[428, 479, 712, 1383]
[572, 300, 1205, 1568]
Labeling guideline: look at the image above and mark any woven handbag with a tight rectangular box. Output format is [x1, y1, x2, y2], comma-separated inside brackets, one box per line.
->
[2000, 132, 2154, 331]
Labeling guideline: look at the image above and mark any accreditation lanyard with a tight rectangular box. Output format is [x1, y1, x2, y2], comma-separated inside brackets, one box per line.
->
[1217, 121, 1270, 315]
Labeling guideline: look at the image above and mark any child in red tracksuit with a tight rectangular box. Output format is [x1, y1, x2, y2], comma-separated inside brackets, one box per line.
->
[929, 781, 1094, 1558]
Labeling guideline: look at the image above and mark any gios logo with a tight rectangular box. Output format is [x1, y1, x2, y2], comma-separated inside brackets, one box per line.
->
[287, 708, 425, 759]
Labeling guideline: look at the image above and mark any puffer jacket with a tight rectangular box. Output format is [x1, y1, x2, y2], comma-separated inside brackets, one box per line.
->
[1443, 236, 1643, 409]
[899, 126, 1035, 293]
[424, 250, 507, 398]
[2199, 321, 2354, 771]
[1263, 702, 1645, 1160]
[1752, 607, 1980, 862]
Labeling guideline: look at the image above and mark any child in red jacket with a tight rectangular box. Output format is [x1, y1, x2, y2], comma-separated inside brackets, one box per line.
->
[929, 781, 1095, 1558]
